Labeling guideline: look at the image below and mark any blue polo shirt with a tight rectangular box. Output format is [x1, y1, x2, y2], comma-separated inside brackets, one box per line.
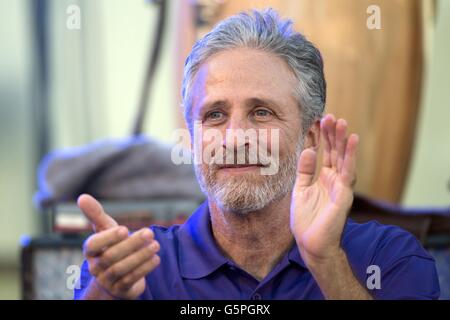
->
[75, 201, 440, 300]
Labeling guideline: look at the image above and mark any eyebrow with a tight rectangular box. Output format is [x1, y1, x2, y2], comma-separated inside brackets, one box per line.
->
[199, 100, 229, 113]
[198, 97, 282, 115]
[245, 97, 282, 111]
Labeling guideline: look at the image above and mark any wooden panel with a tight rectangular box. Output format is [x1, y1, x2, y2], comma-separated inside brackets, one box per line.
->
[175, 0, 423, 203]
[174, 0, 197, 131]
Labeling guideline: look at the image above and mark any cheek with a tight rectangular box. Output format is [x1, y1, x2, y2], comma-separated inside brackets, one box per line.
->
[191, 128, 224, 161]
[282, 124, 303, 152]
[260, 128, 296, 159]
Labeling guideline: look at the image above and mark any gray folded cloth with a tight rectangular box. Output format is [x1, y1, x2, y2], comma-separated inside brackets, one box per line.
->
[34, 135, 204, 209]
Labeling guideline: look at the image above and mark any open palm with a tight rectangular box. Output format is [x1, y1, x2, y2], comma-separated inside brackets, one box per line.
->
[290, 114, 359, 265]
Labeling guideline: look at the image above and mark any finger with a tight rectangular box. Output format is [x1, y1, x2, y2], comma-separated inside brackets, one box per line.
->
[101, 240, 160, 284]
[113, 255, 161, 293]
[294, 148, 317, 191]
[78, 194, 118, 232]
[323, 114, 337, 168]
[84, 226, 128, 258]
[324, 114, 336, 146]
[98, 228, 154, 268]
[335, 119, 348, 172]
[341, 133, 359, 187]
[320, 117, 332, 167]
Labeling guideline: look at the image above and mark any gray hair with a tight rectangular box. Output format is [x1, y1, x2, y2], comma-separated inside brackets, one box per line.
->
[182, 8, 326, 133]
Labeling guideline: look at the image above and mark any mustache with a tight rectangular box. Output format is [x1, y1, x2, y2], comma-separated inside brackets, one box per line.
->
[206, 146, 277, 168]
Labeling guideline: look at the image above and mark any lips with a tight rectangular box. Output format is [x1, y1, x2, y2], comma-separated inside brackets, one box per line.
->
[217, 164, 264, 169]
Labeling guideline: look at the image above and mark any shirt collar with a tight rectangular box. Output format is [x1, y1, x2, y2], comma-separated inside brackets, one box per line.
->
[178, 200, 229, 279]
[178, 200, 308, 279]
[287, 242, 308, 269]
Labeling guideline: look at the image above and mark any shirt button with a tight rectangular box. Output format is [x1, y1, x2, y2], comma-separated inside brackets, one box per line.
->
[252, 293, 262, 300]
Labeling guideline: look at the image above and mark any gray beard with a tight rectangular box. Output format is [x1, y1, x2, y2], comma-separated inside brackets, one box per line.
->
[194, 143, 302, 215]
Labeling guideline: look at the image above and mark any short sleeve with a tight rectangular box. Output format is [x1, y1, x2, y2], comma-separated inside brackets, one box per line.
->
[370, 230, 440, 299]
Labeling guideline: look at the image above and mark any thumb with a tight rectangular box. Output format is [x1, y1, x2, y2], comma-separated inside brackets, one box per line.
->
[77, 194, 118, 232]
[294, 148, 317, 191]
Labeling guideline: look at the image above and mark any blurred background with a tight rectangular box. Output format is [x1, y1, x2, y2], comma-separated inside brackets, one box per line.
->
[0, 0, 449, 299]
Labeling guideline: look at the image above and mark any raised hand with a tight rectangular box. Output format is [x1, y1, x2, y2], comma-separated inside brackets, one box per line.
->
[78, 194, 160, 299]
[290, 114, 359, 266]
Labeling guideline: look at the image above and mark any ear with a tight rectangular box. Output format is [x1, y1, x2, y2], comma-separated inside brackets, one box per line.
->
[303, 120, 320, 150]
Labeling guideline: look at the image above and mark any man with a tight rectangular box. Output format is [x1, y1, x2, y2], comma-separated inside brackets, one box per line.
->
[75, 9, 439, 300]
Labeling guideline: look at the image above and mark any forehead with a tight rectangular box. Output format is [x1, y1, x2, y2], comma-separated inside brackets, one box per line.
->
[191, 48, 298, 109]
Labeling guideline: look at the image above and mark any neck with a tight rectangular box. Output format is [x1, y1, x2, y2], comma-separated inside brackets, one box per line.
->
[209, 193, 294, 281]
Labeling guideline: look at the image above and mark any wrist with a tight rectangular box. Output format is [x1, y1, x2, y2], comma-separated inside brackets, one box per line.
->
[300, 247, 373, 300]
[300, 246, 347, 271]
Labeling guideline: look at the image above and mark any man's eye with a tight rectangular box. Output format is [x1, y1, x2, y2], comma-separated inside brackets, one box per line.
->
[206, 111, 224, 120]
[254, 109, 271, 117]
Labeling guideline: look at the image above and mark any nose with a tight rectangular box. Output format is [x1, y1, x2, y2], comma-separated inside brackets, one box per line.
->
[222, 110, 252, 150]
[226, 109, 250, 131]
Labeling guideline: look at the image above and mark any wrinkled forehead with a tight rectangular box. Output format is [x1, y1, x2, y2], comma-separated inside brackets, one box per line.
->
[190, 48, 299, 116]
